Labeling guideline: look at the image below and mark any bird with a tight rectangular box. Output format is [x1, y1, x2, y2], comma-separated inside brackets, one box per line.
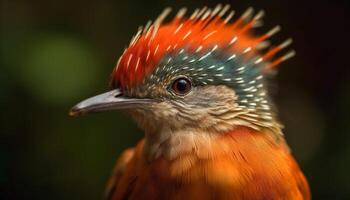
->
[70, 4, 310, 200]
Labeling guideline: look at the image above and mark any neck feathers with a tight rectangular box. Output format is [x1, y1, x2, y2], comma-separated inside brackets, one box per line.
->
[142, 125, 285, 161]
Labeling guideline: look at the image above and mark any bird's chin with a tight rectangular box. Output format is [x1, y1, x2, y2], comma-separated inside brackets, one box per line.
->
[126, 107, 162, 131]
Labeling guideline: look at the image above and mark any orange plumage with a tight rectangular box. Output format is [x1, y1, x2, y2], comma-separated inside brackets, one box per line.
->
[106, 127, 309, 200]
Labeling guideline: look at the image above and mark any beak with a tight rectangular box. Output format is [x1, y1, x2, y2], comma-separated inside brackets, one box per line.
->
[69, 89, 152, 117]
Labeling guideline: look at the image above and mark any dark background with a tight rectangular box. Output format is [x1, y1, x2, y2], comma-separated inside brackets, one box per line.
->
[1, 0, 349, 199]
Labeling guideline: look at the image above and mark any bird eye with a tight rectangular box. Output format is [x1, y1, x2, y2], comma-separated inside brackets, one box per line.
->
[171, 77, 192, 96]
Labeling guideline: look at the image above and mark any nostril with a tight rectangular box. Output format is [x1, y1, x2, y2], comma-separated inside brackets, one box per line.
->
[111, 88, 124, 98]
[114, 93, 123, 98]
[114, 90, 123, 98]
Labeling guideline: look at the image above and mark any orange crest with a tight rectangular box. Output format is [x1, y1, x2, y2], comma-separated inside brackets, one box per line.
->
[111, 5, 295, 89]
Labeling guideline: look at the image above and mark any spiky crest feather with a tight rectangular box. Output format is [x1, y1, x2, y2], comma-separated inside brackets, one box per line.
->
[111, 5, 294, 90]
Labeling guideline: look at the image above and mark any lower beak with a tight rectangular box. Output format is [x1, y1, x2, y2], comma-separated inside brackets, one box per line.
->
[69, 89, 152, 117]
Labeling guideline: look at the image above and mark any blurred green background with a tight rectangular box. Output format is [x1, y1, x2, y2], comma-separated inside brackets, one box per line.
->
[1, 0, 349, 199]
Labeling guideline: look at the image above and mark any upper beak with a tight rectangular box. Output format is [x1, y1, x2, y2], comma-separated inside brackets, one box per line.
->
[69, 89, 152, 117]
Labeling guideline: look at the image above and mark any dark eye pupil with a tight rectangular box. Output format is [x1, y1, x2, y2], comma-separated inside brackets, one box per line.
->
[177, 79, 188, 91]
[172, 78, 191, 95]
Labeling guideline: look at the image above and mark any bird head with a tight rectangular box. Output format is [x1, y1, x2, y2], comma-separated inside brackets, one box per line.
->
[70, 5, 294, 137]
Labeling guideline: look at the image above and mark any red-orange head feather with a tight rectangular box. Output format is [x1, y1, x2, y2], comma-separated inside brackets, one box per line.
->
[111, 5, 294, 90]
